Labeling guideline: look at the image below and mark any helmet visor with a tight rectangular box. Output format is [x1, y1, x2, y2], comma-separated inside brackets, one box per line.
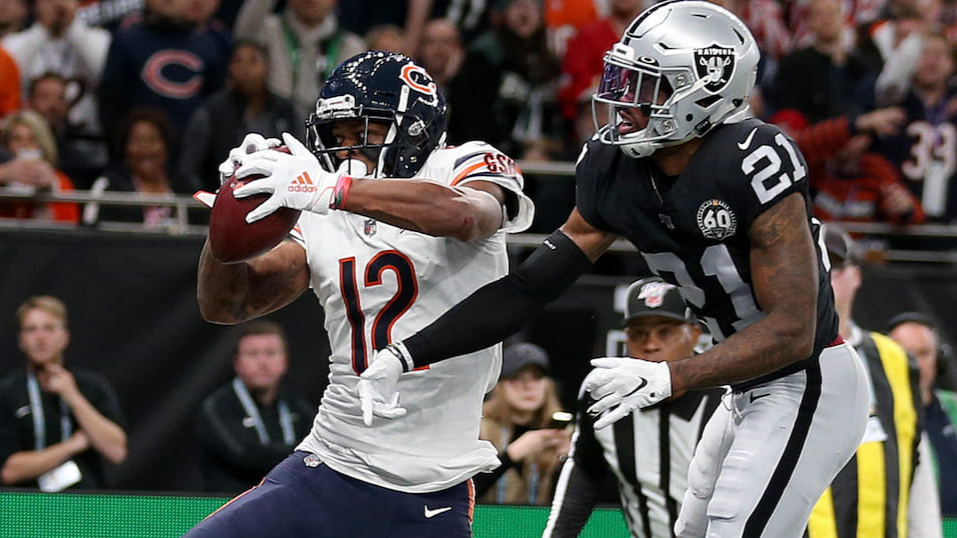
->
[596, 62, 672, 109]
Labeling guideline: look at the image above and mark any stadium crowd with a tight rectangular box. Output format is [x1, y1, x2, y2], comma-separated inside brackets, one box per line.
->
[0, 0, 953, 240]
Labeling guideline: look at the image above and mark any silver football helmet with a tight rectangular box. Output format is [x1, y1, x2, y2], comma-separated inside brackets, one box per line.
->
[593, 0, 760, 158]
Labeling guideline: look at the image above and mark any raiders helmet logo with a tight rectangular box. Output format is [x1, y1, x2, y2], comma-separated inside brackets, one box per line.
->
[696, 199, 737, 240]
[637, 282, 675, 308]
[694, 44, 735, 94]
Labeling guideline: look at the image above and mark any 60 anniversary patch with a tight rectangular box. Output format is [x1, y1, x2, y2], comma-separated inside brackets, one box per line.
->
[696, 199, 737, 240]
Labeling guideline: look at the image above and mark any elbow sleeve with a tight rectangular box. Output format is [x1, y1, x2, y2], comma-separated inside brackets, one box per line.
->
[405, 230, 592, 367]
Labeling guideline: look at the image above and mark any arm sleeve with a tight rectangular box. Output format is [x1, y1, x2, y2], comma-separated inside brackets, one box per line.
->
[471, 450, 516, 497]
[404, 230, 593, 368]
[84, 373, 126, 429]
[0, 386, 21, 468]
[543, 394, 608, 538]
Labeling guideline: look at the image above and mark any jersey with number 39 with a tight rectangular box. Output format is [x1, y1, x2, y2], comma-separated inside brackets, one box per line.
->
[576, 119, 838, 389]
[291, 141, 534, 493]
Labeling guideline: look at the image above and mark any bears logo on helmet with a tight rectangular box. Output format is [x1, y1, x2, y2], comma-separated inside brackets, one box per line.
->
[305, 51, 448, 178]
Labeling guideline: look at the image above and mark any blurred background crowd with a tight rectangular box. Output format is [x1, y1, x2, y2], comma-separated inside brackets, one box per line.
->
[0, 0, 954, 250]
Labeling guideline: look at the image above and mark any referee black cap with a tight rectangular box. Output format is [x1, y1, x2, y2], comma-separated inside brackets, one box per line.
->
[624, 276, 696, 326]
[823, 223, 860, 267]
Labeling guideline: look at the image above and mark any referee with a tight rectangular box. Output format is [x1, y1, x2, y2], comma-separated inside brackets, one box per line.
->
[808, 225, 940, 538]
[543, 277, 725, 538]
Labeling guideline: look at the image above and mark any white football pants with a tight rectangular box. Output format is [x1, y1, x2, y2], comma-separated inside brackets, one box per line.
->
[675, 343, 870, 538]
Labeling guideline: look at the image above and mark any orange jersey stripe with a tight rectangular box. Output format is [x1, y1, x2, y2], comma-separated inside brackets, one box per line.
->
[451, 162, 488, 186]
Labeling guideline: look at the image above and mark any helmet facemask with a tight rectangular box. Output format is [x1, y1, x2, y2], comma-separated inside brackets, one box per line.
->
[593, 56, 683, 158]
[305, 94, 396, 177]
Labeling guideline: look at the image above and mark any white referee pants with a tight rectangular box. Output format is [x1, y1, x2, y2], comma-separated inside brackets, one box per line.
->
[675, 343, 869, 538]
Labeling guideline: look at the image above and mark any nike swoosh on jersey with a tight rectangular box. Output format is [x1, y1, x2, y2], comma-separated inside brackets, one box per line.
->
[15, 405, 30, 418]
[737, 127, 758, 151]
[749, 392, 771, 403]
[424, 506, 452, 518]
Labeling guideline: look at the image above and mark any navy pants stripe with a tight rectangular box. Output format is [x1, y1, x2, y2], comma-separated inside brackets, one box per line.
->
[183, 451, 474, 538]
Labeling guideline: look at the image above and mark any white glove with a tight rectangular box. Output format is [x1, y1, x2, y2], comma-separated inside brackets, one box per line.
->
[218, 133, 282, 186]
[356, 343, 416, 426]
[584, 358, 672, 429]
[233, 133, 367, 223]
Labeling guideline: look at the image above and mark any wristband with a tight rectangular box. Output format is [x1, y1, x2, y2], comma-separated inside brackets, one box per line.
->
[331, 175, 353, 210]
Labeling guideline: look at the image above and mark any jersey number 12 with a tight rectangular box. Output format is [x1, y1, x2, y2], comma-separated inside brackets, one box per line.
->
[340, 251, 418, 374]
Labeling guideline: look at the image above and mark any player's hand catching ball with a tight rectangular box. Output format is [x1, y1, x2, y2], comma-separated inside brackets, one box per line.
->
[357, 343, 415, 426]
[233, 133, 366, 222]
[584, 358, 672, 429]
[218, 133, 282, 186]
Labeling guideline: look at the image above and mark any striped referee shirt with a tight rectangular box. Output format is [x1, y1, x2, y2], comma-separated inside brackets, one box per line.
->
[544, 385, 724, 538]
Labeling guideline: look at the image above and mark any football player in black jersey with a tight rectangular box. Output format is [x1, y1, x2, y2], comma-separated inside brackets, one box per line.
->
[357, 2, 870, 536]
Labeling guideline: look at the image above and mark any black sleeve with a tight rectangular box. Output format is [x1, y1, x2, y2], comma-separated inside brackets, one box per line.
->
[472, 450, 517, 497]
[544, 394, 609, 538]
[404, 230, 593, 368]
[79, 371, 126, 430]
[195, 395, 292, 474]
[0, 378, 20, 468]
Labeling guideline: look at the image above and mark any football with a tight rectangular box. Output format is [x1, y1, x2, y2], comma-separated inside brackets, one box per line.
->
[209, 147, 300, 264]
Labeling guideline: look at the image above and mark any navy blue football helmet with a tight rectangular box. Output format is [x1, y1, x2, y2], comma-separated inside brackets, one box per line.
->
[306, 51, 448, 178]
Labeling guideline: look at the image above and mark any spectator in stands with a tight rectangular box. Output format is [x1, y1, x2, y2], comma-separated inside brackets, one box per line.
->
[558, 0, 643, 124]
[429, 0, 496, 44]
[2, 0, 110, 148]
[195, 320, 314, 495]
[869, 32, 957, 224]
[27, 72, 109, 189]
[0, 43, 19, 117]
[771, 107, 925, 226]
[233, 0, 365, 112]
[476, 342, 571, 506]
[772, 0, 871, 122]
[888, 312, 957, 515]
[0, 0, 26, 39]
[86, 108, 183, 227]
[545, 276, 724, 538]
[813, 225, 941, 537]
[0, 296, 127, 490]
[178, 41, 301, 193]
[416, 18, 464, 97]
[365, 24, 405, 53]
[858, 0, 946, 106]
[98, 0, 230, 144]
[449, 0, 563, 159]
[542, 0, 599, 57]
[0, 110, 79, 223]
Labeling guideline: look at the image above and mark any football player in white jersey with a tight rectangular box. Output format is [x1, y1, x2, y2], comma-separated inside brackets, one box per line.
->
[185, 51, 533, 538]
